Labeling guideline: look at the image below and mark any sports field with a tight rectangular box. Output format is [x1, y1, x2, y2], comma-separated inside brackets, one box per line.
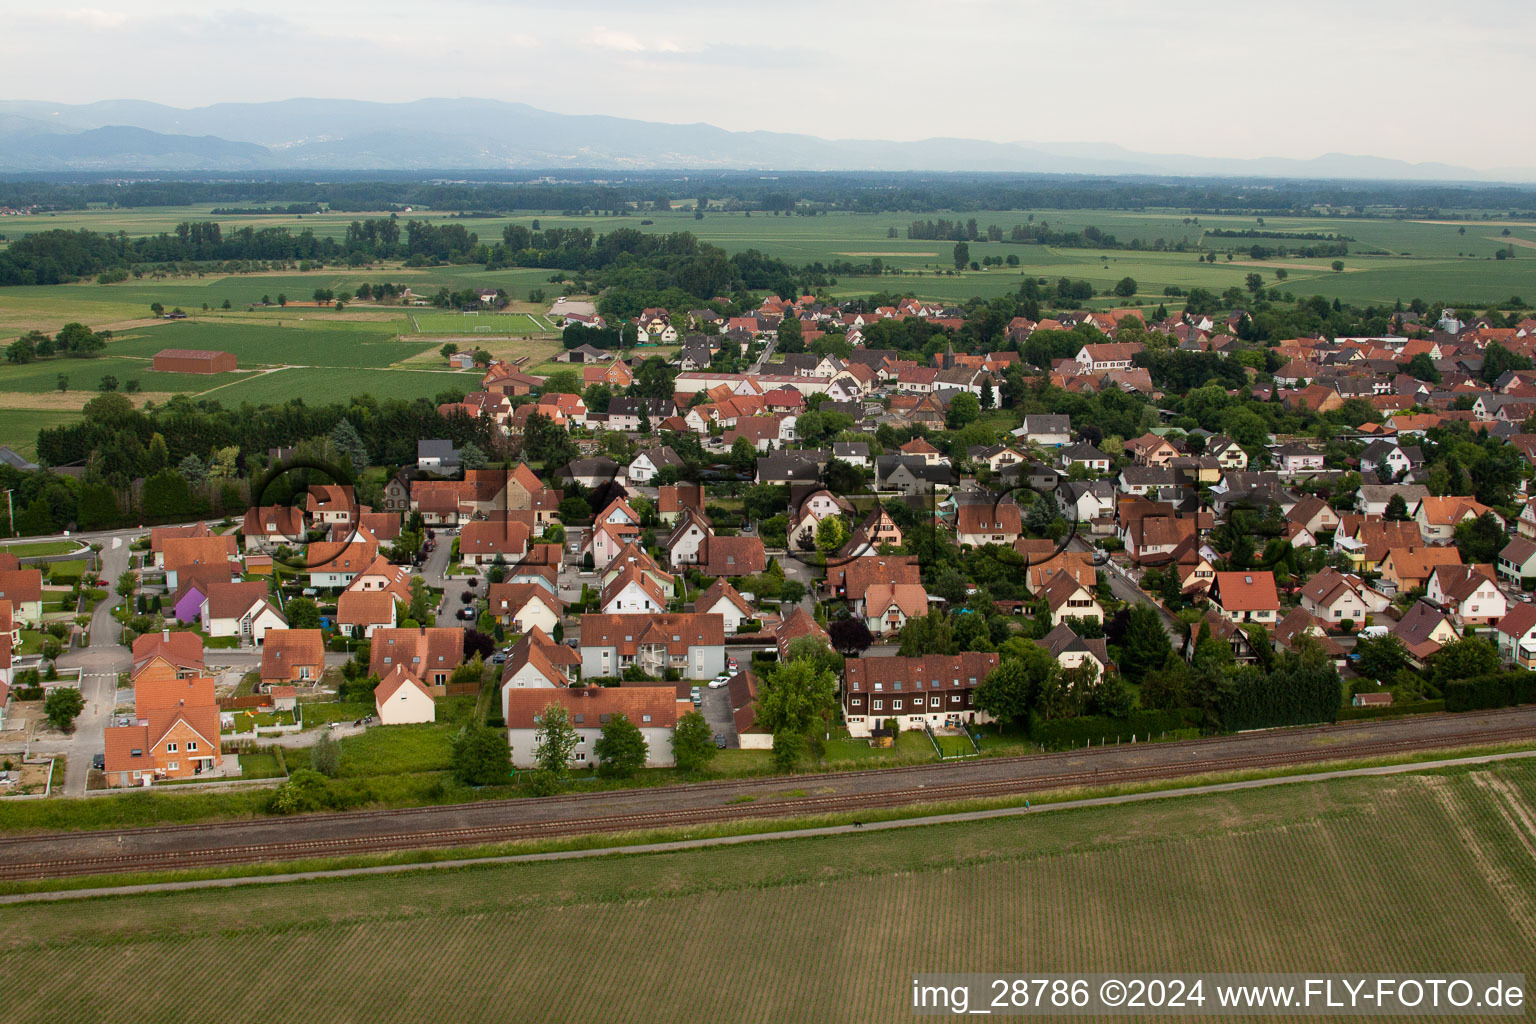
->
[2, 761, 1530, 1023]
[407, 310, 556, 334]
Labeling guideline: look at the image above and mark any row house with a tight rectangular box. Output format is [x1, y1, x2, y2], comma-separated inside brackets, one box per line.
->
[577, 613, 726, 680]
[842, 653, 999, 738]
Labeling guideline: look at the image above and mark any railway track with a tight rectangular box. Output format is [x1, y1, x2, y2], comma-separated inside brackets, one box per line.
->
[3, 720, 1533, 881]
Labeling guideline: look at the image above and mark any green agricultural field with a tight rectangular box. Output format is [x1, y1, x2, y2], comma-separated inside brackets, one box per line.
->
[2, 205, 1532, 326]
[202, 366, 478, 406]
[0, 355, 246, 396]
[1, 761, 1532, 1023]
[105, 319, 434, 368]
[0, 411, 85, 456]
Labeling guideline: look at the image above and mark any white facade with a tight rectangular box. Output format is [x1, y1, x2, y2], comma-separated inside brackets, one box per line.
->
[508, 724, 675, 768]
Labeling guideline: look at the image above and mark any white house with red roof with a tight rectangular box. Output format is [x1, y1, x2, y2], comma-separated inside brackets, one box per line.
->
[504, 687, 678, 767]
[374, 665, 436, 725]
[1209, 571, 1280, 624]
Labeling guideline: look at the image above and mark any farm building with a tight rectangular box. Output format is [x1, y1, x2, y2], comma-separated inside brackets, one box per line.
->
[153, 349, 237, 374]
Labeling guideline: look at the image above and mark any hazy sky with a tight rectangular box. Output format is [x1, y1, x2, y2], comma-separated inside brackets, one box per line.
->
[1, 0, 1529, 168]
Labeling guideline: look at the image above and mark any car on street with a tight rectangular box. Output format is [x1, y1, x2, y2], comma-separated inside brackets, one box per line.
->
[456, 606, 476, 620]
[490, 650, 508, 664]
[726, 657, 739, 671]
[708, 674, 731, 689]
[689, 686, 702, 705]
[713, 734, 727, 748]
[91, 753, 105, 770]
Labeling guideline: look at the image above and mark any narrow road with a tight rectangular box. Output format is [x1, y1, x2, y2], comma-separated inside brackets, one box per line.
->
[1069, 536, 1186, 644]
[46, 533, 137, 794]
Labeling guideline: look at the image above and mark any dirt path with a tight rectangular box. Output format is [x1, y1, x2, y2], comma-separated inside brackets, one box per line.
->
[1487, 235, 1536, 249]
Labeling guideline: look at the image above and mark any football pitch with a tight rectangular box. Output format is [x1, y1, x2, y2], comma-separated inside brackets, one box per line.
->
[2, 760, 1531, 1023]
[407, 311, 557, 335]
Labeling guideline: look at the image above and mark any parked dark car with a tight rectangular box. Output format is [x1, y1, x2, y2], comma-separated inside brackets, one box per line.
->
[457, 606, 477, 620]
[92, 752, 105, 770]
[713, 734, 727, 749]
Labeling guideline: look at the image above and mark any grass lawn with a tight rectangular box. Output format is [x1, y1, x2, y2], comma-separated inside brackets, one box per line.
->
[933, 733, 977, 757]
[2, 760, 1532, 1023]
[821, 729, 936, 765]
[42, 559, 87, 581]
[295, 700, 374, 728]
[224, 710, 297, 734]
[204, 636, 240, 650]
[15, 631, 43, 655]
[0, 541, 82, 557]
[284, 696, 476, 777]
[236, 751, 286, 780]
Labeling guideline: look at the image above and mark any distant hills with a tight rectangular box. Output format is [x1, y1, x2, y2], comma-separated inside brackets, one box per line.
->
[0, 97, 1527, 182]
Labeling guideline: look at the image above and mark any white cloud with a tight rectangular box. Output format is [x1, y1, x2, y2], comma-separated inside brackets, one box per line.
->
[584, 26, 681, 53]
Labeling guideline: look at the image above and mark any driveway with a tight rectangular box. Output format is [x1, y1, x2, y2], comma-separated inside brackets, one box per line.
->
[699, 685, 736, 747]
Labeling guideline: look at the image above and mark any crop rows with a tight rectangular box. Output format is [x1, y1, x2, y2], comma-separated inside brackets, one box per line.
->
[1, 763, 1533, 1022]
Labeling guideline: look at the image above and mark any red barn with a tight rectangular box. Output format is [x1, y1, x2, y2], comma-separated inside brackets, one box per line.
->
[153, 349, 237, 374]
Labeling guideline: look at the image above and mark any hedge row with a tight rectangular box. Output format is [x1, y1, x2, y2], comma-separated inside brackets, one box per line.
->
[1030, 708, 1204, 750]
[1444, 671, 1536, 712]
[1336, 699, 1446, 721]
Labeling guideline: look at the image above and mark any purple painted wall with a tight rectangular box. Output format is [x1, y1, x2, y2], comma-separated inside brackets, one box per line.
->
[172, 587, 205, 624]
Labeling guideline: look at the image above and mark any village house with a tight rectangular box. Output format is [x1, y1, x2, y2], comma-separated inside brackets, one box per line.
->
[336, 589, 396, 638]
[577, 613, 726, 680]
[240, 506, 308, 553]
[369, 627, 465, 689]
[504, 688, 678, 768]
[103, 673, 223, 786]
[954, 500, 1023, 547]
[373, 666, 436, 725]
[1495, 603, 1536, 668]
[1039, 571, 1104, 627]
[487, 582, 566, 634]
[694, 578, 755, 635]
[1497, 537, 1536, 587]
[1414, 496, 1501, 544]
[1377, 546, 1463, 593]
[1425, 564, 1506, 627]
[842, 653, 998, 738]
[1209, 571, 1281, 624]
[1298, 568, 1389, 628]
[1015, 414, 1071, 447]
[498, 626, 580, 697]
[1392, 600, 1460, 664]
[259, 629, 325, 688]
[1040, 623, 1111, 677]
[201, 581, 286, 644]
[862, 581, 929, 637]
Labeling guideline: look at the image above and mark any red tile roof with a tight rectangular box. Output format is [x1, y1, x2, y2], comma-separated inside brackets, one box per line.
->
[503, 686, 678, 730]
[1212, 571, 1280, 612]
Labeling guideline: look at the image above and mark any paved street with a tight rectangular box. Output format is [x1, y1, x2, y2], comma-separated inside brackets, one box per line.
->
[44, 530, 139, 794]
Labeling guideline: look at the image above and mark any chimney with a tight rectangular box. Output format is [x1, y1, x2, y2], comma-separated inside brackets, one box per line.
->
[162, 628, 170, 642]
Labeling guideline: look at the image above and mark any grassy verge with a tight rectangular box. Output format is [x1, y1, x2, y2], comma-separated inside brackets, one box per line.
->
[1, 740, 1530, 898]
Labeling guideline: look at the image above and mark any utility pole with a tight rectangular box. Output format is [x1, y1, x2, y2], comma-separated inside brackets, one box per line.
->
[4, 489, 12, 537]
